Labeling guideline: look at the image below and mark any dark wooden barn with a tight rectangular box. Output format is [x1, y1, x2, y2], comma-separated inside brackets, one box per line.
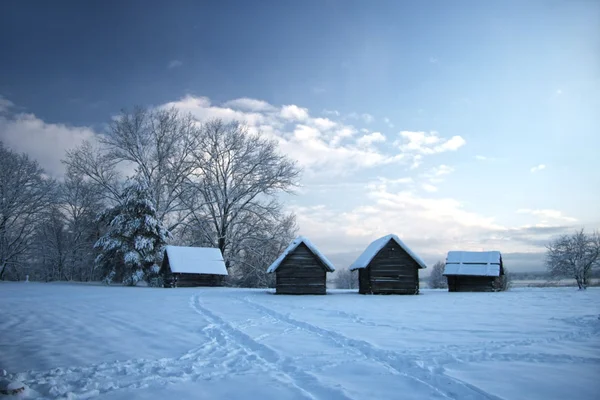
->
[159, 245, 228, 288]
[443, 251, 505, 292]
[349, 234, 427, 295]
[267, 236, 335, 295]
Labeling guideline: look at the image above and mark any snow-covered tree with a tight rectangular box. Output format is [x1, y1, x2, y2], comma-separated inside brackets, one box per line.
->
[0, 142, 53, 280]
[546, 229, 600, 290]
[428, 261, 447, 289]
[333, 269, 358, 289]
[184, 119, 300, 271]
[95, 182, 171, 285]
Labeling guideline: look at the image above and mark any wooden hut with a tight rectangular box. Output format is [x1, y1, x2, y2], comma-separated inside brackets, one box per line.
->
[349, 234, 427, 295]
[159, 245, 228, 287]
[267, 236, 335, 295]
[443, 251, 505, 292]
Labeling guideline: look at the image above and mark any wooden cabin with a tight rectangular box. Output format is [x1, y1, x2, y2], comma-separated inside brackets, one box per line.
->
[267, 236, 335, 295]
[159, 245, 228, 288]
[349, 234, 427, 295]
[443, 251, 505, 292]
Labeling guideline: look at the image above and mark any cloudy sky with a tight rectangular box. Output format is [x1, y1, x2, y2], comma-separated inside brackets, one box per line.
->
[1, 0, 598, 271]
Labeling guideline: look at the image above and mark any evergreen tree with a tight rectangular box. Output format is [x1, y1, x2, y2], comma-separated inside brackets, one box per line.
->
[94, 182, 170, 285]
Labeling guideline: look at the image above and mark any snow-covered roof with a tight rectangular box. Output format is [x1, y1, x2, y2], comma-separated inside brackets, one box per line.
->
[164, 245, 228, 275]
[266, 236, 336, 273]
[443, 251, 502, 277]
[348, 234, 427, 271]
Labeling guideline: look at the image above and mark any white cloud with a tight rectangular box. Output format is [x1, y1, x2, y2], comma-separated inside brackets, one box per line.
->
[430, 164, 454, 177]
[475, 155, 487, 161]
[429, 57, 438, 64]
[323, 109, 340, 117]
[0, 112, 97, 176]
[223, 98, 276, 112]
[346, 112, 374, 123]
[160, 95, 408, 174]
[530, 164, 546, 173]
[517, 209, 577, 222]
[356, 131, 386, 147]
[362, 113, 374, 124]
[383, 117, 394, 128]
[556, 89, 562, 95]
[280, 105, 310, 121]
[167, 60, 183, 69]
[0, 96, 14, 112]
[311, 117, 337, 131]
[396, 131, 466, 155]
[290, 184, 508, 256]
[409, 154, 423, 170]
[376, 177, 413, 185]
[421, 183, 438, 193]
[162, 95, 267, 126]
[420, 164, 455, 184]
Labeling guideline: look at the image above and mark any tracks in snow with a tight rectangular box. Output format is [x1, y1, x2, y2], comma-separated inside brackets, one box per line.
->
[239, 296, 505, 400]
[189, 294, 355, 400]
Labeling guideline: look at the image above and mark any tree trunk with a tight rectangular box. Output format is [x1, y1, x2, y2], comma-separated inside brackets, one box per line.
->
[0, 262, 6, 280]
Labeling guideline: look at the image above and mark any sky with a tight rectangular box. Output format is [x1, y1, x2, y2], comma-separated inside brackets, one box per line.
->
[1, 0, 599, 271]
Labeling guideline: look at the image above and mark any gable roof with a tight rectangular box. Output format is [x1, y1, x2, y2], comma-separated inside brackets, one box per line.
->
[164, 245, 228, 275]
[443, 251, 502, 277]
[267, 236, 336, 273]
[349, 234, 427, 271]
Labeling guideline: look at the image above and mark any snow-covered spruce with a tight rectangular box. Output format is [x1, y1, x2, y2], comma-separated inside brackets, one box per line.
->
[94, 182, 171, 286]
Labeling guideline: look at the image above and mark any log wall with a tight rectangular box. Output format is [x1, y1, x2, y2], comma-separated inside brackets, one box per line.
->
[446, 275, 501, 292]
[358, 239, 420, 295]
[275, 243, 327, 295]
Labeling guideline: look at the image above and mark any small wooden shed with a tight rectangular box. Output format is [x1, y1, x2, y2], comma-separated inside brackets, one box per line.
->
[267, 236, 335, 295]
[159, 245, 228, 288]
[443, 251, 505, 292]
[349, 234, 427, 295]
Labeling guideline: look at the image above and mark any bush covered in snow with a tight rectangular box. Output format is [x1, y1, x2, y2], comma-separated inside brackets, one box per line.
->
[95, 182, 171, 286]
[333, 269, 358, 289]
[428, 261, 447, 289]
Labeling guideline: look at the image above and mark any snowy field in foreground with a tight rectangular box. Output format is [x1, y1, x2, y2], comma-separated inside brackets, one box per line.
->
[1, 283, 599, 400]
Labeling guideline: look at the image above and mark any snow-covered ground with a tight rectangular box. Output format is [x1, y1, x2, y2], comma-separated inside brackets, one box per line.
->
[1, 283, 599, 400]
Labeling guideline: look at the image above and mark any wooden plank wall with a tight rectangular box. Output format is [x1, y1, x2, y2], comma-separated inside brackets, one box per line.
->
[275, 243, 327, 295]
[447, 275, 499, 292]
[360, 240, 420, 295]
[358, 269, 371, 294]
[169, 273, 224, 287]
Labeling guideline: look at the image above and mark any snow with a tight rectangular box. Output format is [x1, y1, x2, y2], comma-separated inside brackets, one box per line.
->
[164, 246, 227, 275]
[444, 251, 502, 276]
[349, 234, 427, 270]
[266, 236, 335, 273]
[1, 282, 599, 400]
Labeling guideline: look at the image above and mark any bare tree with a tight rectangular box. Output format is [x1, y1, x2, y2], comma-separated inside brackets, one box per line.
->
[546, 229, 600, 289]
[333, 269, 358, 289]
[226, 212, 297, 288]
[184, 119, 300, 269]
[59, 168, 104, 281]
[428, 260, 447, 289]
[0, 142, 53, 280]
[63, 107, 199, 231]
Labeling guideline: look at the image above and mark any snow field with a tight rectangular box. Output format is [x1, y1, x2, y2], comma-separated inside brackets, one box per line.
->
[1, 283, 599, 399]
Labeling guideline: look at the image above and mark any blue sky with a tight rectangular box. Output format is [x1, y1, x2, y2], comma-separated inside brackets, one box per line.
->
[1, 0, 598, 270]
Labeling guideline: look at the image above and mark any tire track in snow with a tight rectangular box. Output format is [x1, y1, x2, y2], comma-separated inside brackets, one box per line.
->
[190, 294, 356, 400]
[240, 296, 505, 400]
